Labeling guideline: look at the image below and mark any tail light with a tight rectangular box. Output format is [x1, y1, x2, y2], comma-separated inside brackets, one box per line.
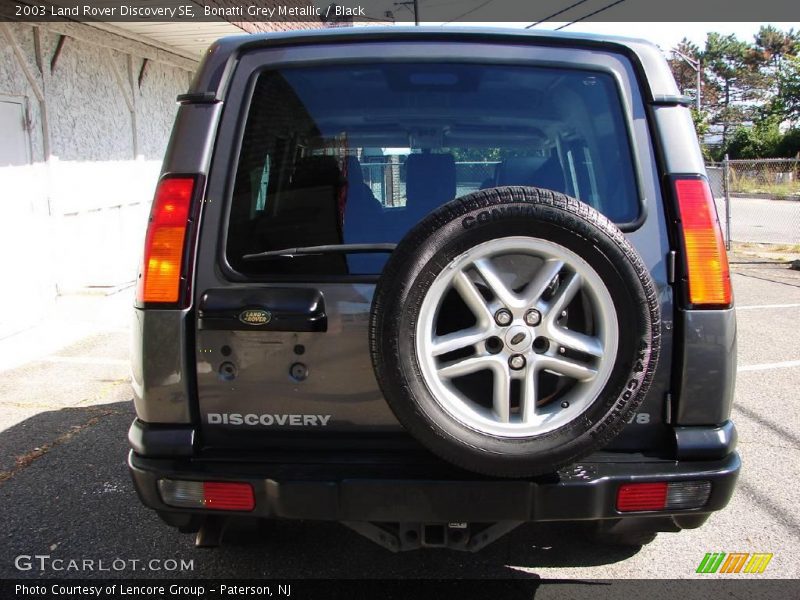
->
[158, 479, 255, 511]
[136, 176, 197, 306]
[617, 482, 668, 512]
[673, 177, 732, 307]
[617, 480, 711, 512]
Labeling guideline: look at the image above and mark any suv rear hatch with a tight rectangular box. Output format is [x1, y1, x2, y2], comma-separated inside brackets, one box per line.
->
[190, 38, 676, 455]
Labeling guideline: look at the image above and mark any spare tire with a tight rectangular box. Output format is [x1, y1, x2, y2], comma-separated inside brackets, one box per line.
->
[369, 187, 660, 477]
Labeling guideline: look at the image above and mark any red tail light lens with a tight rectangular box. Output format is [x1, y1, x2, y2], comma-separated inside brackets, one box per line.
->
[202, 482, 256, 511]
[617, 482, 668, 512]
[158, 479, 255, 512]
[617, 480, 712, 512]
[136, 177, 195, 305]
[673, 177, 732, 307]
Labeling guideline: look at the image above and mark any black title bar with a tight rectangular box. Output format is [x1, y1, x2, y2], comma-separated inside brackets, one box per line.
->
[0, 0, 797, 23]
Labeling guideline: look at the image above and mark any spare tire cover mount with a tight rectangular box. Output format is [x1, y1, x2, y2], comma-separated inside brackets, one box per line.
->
[369, 186, 660, 477]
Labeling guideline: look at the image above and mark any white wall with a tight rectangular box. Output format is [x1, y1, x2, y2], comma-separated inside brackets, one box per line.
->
[0, 22, 195, 336]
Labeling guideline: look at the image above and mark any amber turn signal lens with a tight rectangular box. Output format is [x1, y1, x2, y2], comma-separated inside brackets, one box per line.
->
[674, 178, 732, 306]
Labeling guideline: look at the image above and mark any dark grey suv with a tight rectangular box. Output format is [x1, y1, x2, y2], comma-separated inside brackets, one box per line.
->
[128, 27, 739, 551]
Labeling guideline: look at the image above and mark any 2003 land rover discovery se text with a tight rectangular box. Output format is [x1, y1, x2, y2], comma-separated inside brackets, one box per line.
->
[128, 27, 739, 551]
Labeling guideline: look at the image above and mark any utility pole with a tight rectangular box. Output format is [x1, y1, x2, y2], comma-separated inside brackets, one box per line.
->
[694, 57, 702, 111]
[394, 0, 419, 25]
[671, 47, 702, 111]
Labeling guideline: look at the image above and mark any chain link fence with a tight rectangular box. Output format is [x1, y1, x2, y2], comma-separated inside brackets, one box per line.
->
[361, 160, 498, 207]
[455, 161, 500, 196]
[707, 157, 800, 249]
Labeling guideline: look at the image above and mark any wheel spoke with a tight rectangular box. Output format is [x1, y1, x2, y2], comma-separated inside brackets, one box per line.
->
[415, 235, 619, 437]
[545, 270, 582, 318]
[472, 257, 519, 309]
[432, 327, 488, 357]
[520, 366, 537, 423]
[522, 259, 564, 306]
[549, 328, 604, 358]
[452, 270, 493, 325]
[538, 355, 598, 381]
[437, 355, 497, 379]
[493, 365, 512, 423]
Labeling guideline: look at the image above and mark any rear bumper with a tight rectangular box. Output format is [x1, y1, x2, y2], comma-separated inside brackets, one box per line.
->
[128, 449, 740, 523]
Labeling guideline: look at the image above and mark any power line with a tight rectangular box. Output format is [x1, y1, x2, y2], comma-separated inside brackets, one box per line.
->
[525, 0, 592, 29]
[442, 0, 500, 24]
[423, 0, 473, 8]
[555, 0, 627, 30]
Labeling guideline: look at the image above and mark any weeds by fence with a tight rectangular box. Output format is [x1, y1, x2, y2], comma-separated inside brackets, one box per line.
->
[727, 158, 800, 199]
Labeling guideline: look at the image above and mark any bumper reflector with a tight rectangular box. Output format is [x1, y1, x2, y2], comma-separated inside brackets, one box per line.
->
[617, 481, 711, 512]
[158, 479, 255, 511]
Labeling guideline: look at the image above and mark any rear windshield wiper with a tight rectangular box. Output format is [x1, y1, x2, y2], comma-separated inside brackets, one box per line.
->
[242, 243, 397, 261]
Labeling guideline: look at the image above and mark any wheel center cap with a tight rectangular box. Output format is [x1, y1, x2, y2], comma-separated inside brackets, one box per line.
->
[504, 325, 532, 351]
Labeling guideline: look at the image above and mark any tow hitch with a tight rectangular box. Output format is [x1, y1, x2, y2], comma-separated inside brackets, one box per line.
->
[342, 521, 522, 552]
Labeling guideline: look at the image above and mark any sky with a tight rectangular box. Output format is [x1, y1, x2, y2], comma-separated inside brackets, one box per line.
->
[520, 22, 799, 51]
[409, 22, 799, 54]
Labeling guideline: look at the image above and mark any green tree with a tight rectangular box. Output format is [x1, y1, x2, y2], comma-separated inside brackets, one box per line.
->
[723, 118, 782, 158]
[774, 128, 800, 157]
[754, 25, 800, 96]
[666, 27, 800, 159]
[769, 55, 800, 124]
[701, 32, 767, 144]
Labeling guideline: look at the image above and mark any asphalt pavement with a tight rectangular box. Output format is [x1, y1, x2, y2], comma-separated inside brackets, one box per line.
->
[715, 195, 800, 245]
[1, 257, 799, 580]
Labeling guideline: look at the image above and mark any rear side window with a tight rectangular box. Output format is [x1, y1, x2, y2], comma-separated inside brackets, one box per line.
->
[227, 62, 639, 276]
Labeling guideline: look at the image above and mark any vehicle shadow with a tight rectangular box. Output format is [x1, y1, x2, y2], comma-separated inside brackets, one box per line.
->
[215, 518, 641, 578]
[0, 401, 640, 580]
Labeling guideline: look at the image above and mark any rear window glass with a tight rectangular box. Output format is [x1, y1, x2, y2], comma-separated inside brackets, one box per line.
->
[227, 62, 639, 276]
